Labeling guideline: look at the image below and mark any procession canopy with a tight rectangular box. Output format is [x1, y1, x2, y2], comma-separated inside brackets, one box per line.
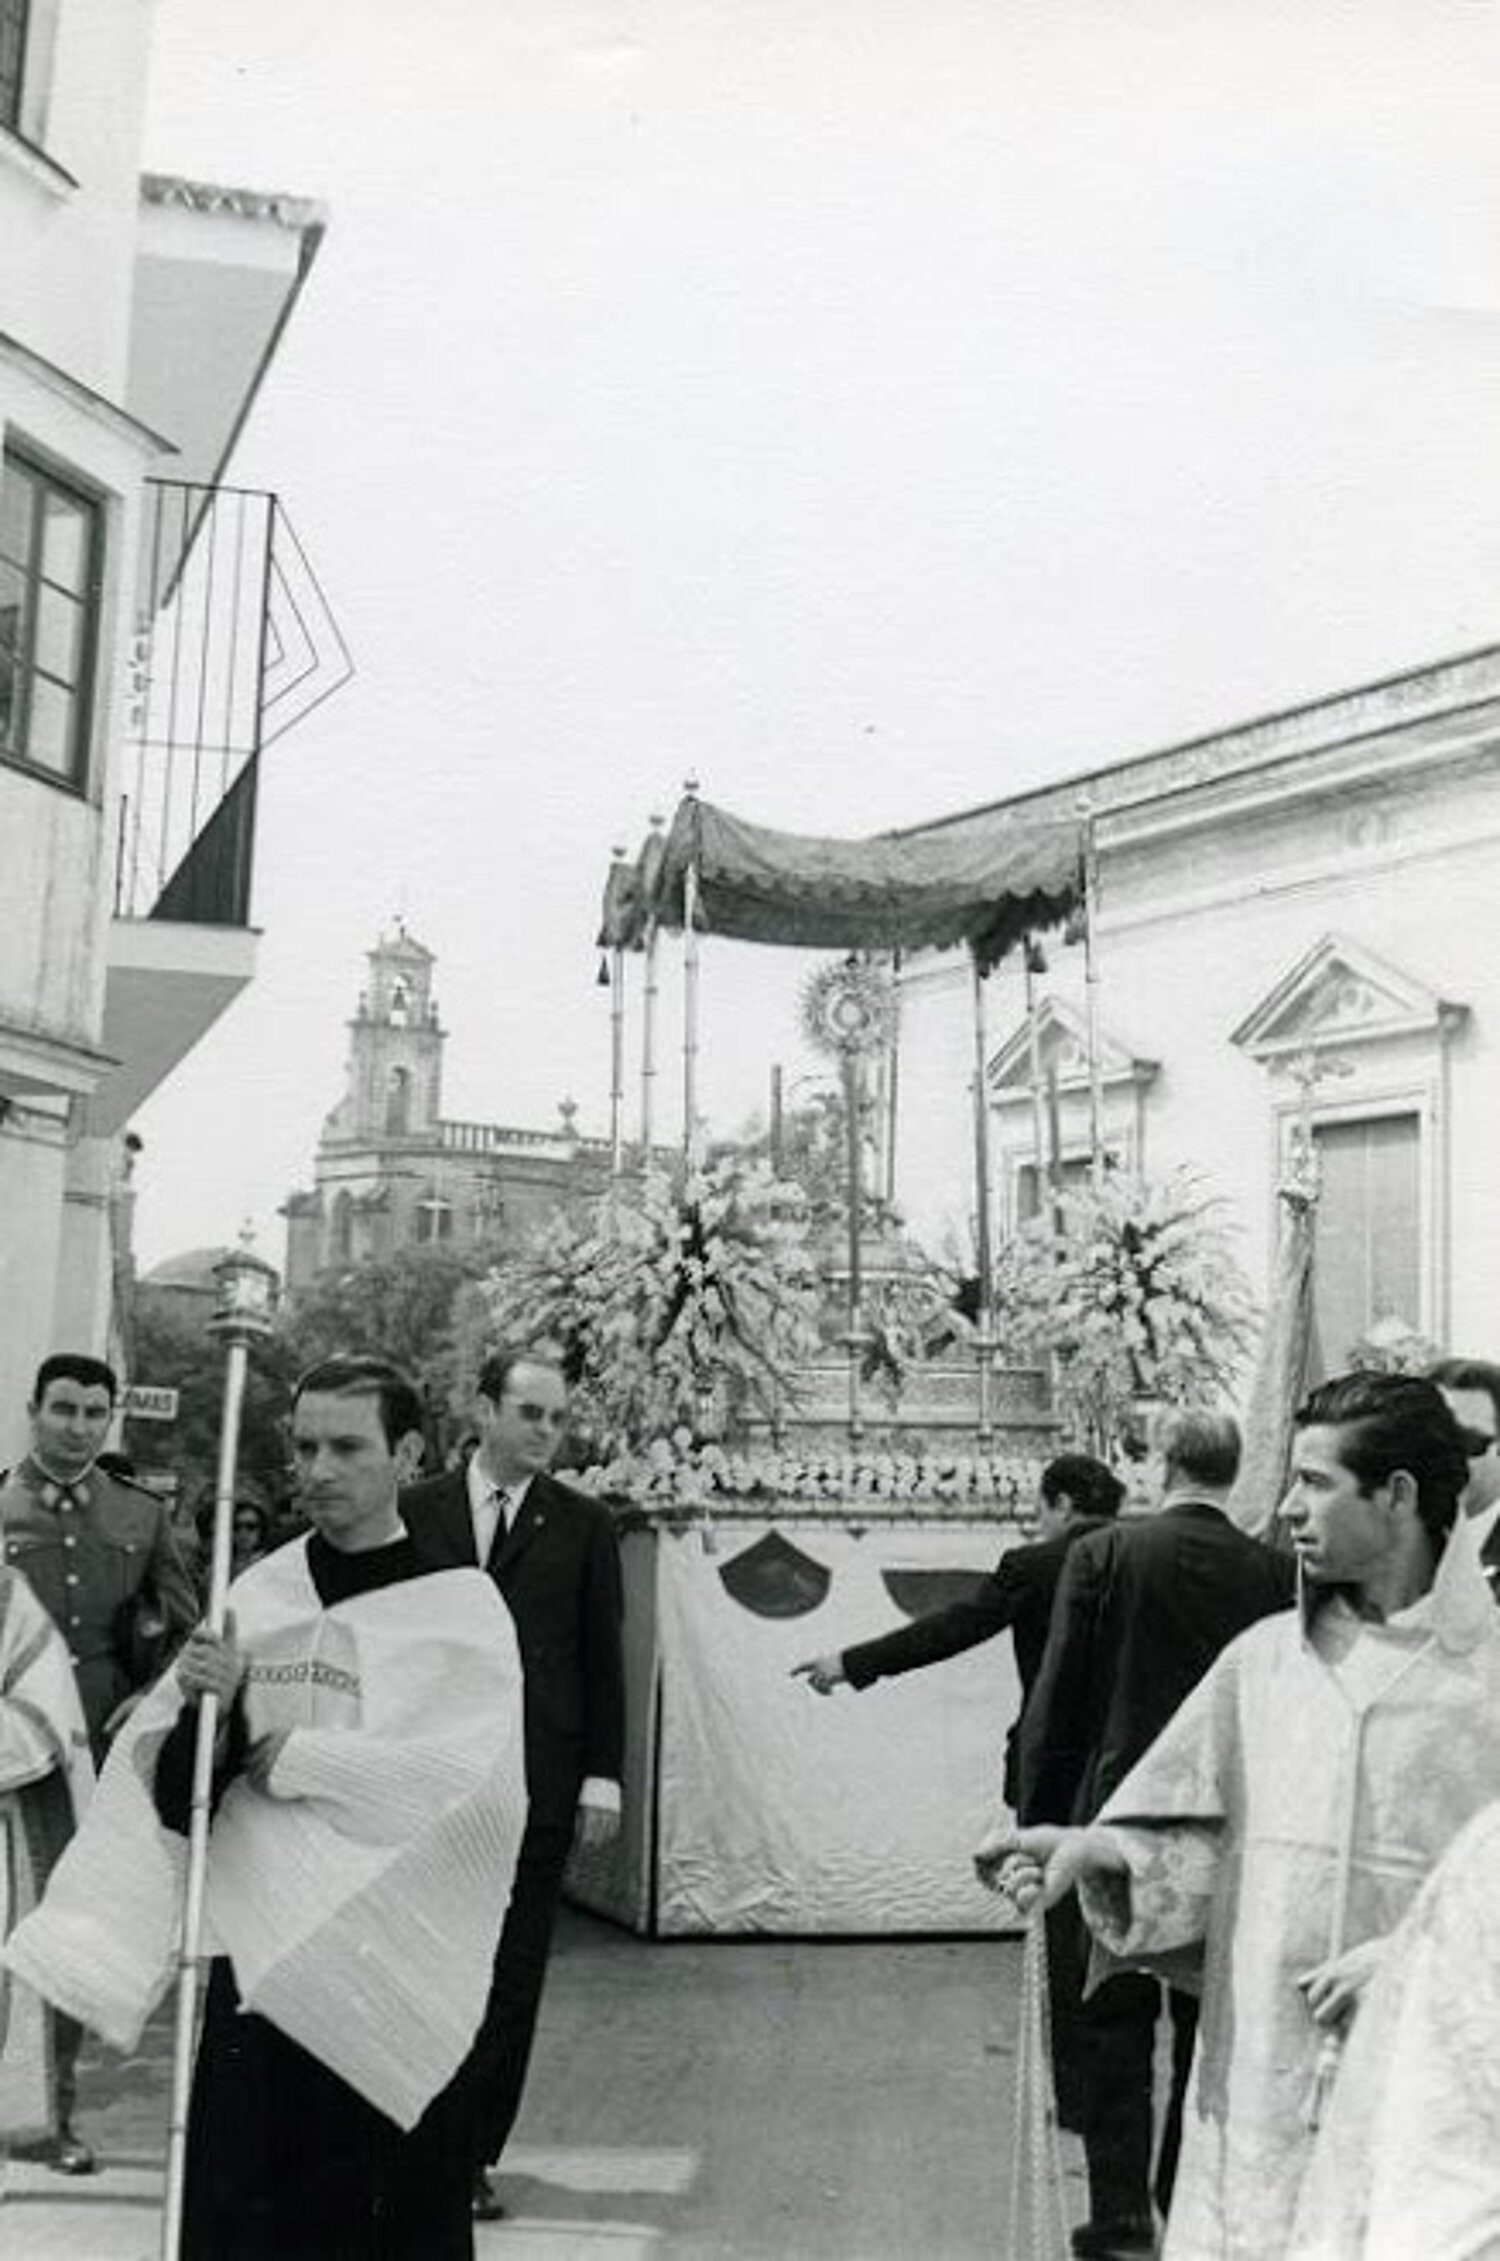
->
[599, 796, 1084, 972]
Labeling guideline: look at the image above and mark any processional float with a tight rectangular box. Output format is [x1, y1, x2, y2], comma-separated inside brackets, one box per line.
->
[595, 781, 1092, 1445]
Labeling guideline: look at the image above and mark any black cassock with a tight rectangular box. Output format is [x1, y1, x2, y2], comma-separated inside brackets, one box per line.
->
[154, 1533, 474, 2261]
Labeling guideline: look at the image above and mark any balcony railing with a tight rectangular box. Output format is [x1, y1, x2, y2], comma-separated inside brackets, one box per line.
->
[115, 478, 353, 926]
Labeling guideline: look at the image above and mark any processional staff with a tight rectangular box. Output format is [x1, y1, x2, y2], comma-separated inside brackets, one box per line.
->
[160, 1235, 277, 2261]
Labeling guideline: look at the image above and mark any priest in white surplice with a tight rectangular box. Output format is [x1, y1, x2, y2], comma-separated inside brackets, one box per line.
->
[977, 1372, 1500, 2261]
[4, 1356, 527, 2261]
[1287, 1793, 1500, 2259]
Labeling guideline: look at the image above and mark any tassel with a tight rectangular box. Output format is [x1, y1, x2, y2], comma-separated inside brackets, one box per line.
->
[1301, 2029, 1345, 2133]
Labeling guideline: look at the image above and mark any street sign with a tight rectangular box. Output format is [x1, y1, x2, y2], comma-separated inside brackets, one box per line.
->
[123, 1383, 180, 1423]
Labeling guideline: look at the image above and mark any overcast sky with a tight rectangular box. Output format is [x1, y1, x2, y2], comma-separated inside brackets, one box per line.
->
[132, 0, 1500, 1270]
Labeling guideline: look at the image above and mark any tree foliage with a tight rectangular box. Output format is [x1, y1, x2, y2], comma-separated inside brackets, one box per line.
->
[277, 1243, 492, 1442]
[123, 1290, 296, 1510]
[455, 1157, 824, 1458]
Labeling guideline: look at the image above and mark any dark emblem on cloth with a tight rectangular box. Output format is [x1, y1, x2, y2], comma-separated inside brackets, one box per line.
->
[718, 1532, 831, 1619]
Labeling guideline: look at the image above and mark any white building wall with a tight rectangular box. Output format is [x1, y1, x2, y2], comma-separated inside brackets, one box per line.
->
[0, 1, 159, 1445]
[895, 727, 1500, 1384]
[0, 1105, 70, 1464]
[0, 0, 156, 399]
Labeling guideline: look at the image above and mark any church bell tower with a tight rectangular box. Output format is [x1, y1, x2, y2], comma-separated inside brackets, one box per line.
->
[346, 922, 444, 1141]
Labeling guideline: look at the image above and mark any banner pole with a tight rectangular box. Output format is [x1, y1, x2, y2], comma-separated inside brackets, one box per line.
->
[1079, 804, 1106, 1186]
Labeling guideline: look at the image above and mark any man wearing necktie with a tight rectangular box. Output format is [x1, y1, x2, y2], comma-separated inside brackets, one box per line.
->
[402, 1347, 625, 2223]
[0, 1351, 197, 2173]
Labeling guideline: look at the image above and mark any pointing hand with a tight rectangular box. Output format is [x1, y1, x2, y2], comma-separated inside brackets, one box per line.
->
[791, 1653, 848, 1696]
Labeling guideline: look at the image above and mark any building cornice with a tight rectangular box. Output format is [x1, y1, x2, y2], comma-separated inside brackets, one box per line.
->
[895, 645, 1500, 842]
[140, 172, 328, 243]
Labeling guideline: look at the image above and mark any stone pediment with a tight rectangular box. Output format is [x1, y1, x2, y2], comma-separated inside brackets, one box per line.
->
[1230, 934, 1466, 1061]
[986, 998, 1157, 1103]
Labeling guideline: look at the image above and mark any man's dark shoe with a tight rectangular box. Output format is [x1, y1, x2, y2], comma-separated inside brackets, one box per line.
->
[54, 2125, 98, 2176]
[472, 2167, 508, 2222]
[9, 2127, 98, 2176]
[1070, 2220, 1156, 2260]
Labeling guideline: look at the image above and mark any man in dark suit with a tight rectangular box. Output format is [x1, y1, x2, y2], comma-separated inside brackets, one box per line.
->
[1428, 1356, 1500, 1600]
[791, 1453, 1125, 2144]
[790, 1453, 1125, 1807]
[1016, 1409, 1294, 2261]
[401, 1348, 625, 2223]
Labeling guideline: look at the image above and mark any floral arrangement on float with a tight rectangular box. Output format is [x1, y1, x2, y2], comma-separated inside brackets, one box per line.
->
[990, 1166, 1259, 1457]
[455, 1154, 824, 1458]
[566, 1430, 1050, 1520]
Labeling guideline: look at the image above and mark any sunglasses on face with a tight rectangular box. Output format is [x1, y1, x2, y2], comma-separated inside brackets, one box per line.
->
[1457, 1425, 1499, 1461]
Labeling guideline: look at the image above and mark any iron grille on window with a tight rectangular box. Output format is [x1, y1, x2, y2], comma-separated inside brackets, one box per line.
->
[0, 0, 28, 132]
[0, 446, 103, 785]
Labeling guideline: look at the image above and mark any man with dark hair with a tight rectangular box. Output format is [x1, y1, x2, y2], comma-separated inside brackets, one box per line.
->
[402, 1346, 625, 2223]
[1012, 1409, 1293, 2261]
[981, 1372, 1500, 2261]
[6, 1353, 527, 2259]
[0, 1350, 197, 2172]
[1428, 1355, 1500, 1593]
[791, 1452, 1126, 1807]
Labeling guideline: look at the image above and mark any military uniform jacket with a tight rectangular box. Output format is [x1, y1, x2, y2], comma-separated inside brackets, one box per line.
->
[0, 1456, 199, 1746]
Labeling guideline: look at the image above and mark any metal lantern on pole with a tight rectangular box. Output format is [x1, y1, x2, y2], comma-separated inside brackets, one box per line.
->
[160, 1231, 277, 2261]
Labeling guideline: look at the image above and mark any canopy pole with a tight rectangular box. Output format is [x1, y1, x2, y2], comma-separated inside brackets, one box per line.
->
[637, 812, 665, 1163]
[609, 943, 626, 1178]
[640, 920, 659, 1159]
[1079, 803, 1106, 1186]
[970, 951, 995, 1449]
[1024, 938, 1048, 1218]
[884, 947, 902, 1209]
[682, 781, 702, 1174]
[605, 845, 628, 1178]
[842, 1050, 866, 1446]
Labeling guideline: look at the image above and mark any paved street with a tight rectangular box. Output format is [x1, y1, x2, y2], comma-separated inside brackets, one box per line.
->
[3, 1907, 1082, 2258]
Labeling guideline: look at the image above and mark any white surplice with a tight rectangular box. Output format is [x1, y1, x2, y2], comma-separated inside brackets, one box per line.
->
[1075, 1516, 1500, 2261]
[0, 1565, 92, 2138]
[4, 1542, 527, 2129]
[1289, 1795, 1500, 2260]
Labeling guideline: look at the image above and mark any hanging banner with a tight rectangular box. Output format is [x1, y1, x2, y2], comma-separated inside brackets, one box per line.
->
[653, 1519, 1026, 1935]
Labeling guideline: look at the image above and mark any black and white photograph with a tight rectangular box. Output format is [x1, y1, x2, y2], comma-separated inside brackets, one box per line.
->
[3, 4, 1500, 2255]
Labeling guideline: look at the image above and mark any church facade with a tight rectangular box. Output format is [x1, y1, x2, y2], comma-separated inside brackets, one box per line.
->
[894, 644, 1500, 1376]
[282, 926, 612, 1291]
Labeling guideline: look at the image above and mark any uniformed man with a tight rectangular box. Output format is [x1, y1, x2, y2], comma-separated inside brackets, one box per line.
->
[0, 1351, 198, 2173]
